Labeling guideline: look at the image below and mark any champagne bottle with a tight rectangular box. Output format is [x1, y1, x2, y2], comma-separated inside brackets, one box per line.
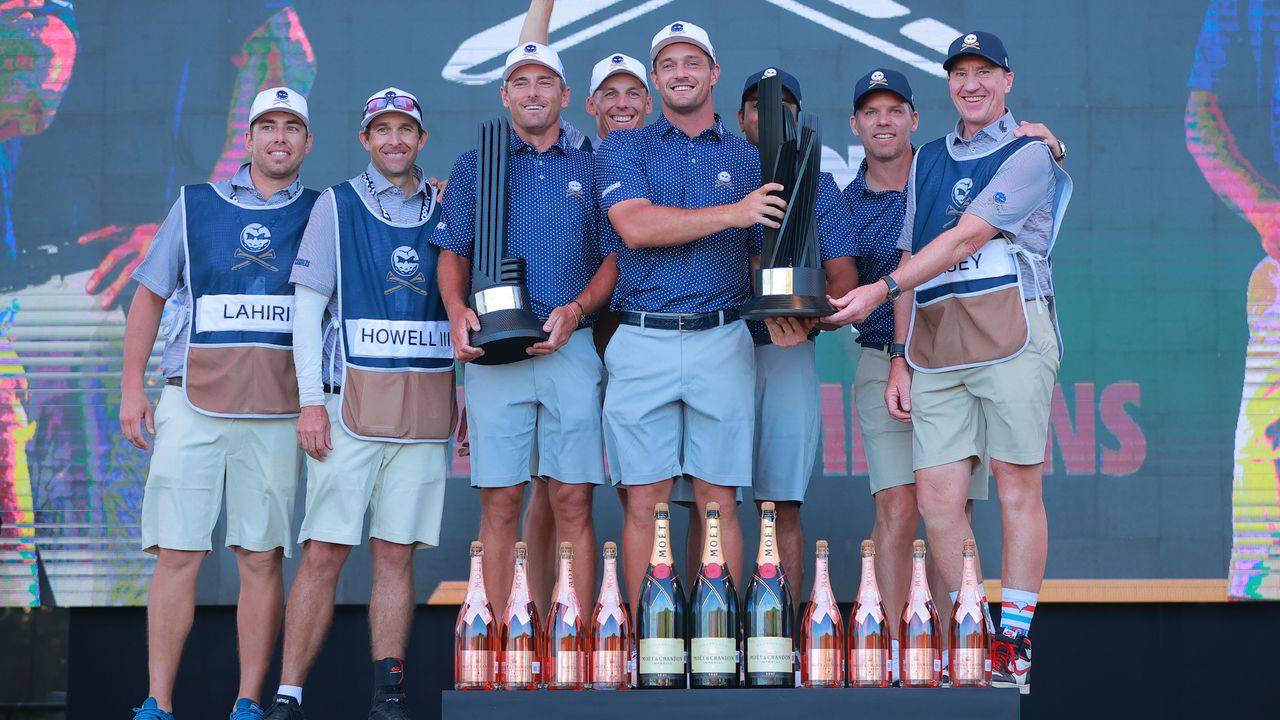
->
[745, 501, 794, 687]
[637, 503, 687, 689]
[591, 541, 631, 690]
[454, 541, 496, 690]
[949, 538, 991, 688]
[848, 539, 891, 688]
[799, 540, 845, 688]
[899, 539, 941, 688]
[499, 541, 542, 691]
[690, 502, 740, 688]
[545, 542, 587, 690]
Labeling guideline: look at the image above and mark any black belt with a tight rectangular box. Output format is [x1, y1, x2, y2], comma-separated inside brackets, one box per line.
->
[166, 376, 183, 387]
[858, 342, 891, 352]
[323, 383, 341, 394]
[617, 309, 739, 331]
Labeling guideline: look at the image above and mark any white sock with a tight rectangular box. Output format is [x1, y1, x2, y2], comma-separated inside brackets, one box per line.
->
[277, 685, 302, 704]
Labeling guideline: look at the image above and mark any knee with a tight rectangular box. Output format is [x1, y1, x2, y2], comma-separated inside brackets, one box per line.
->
[625, 483, 669, 522]
[482, 487, 526, 527]
[156, 548, 206, 574]
[300, 540, 351, 574]
[873, 489, 920, 538]
[913, 482, 958, 522]
[234, 547, 283, 577]
[371, 539, 414, 572]
[550, 484, 594, 532]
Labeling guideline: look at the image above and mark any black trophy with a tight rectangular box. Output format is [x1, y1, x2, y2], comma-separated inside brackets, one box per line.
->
[468, 117, 548, 365]
[740, 74, 833, 320]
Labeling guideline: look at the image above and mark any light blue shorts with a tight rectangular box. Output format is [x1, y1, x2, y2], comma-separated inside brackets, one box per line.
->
[465, 329, 606, 488]
[603, 321, 755, 487]
[752, 341, 820, 502]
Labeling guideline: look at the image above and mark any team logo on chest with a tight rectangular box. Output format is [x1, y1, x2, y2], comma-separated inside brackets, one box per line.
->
[233, 223, 278, 271]
[945, 177, 974, 228]
[385, 245, 427, 296]
[715, 170, 733, 189]
[566, 180, 585, 198]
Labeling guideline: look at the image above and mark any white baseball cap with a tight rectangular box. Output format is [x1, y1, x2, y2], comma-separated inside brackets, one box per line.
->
[589, 53, 649, 96]
[650, 20, 716, 64]
[502, 42, 566, 82]
[248, 87, 309, 127]
[360, 87, 423, 129]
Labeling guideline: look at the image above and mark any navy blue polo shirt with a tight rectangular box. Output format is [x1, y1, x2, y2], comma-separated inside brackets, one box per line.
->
[748, 171, 859, 344]
[841, 160, 906, 347]
[430, 128, 601, 321]
[596, 114, 763, 313]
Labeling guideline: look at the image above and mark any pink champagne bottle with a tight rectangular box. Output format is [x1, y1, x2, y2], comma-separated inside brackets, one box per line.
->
[849, 540, 891, 688]
[949, 538, 992, 687]
[798, 540, 845, 688]
[898, 539, 941, 688]
[591, 541, 632, 690]
[544, 542, 587, 690]
[499, 541, 542, 690]
[454, 541, 495, 690]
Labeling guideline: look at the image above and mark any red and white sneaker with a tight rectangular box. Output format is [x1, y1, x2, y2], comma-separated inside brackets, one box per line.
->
[990, 628, 1032, 694]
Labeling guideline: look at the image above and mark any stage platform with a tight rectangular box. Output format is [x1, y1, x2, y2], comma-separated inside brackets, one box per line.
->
[443, 686, 1021, 720]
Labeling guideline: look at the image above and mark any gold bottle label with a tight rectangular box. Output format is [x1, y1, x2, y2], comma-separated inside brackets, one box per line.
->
[691, 637, 737, 674]
[807, 649, 840, 683]
[851, 648, 887, 681]
[953, 648, 987, 682]
[502, 650, 535, 684]
[457, 650, 492, 683]
[747, 636, 793, 673]
[593, 649, 627, 684]
[553, 650, 582, 684]
[639, 638, 685, 675]
[902, 648, 936, 682]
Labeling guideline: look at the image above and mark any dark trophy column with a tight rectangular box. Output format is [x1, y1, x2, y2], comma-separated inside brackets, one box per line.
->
[468, 117, 548, 364]
[741, 74, 832, 320]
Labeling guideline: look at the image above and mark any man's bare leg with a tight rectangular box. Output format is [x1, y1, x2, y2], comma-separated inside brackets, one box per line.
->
[278, 541, 352, 686]
[479, 485, 526, 619]
[523, 477, 556, 614]
[622, 479, 674, 612]
[233, 547, 284, 704]
[547, 478, 597, 611]
[690, 477, 743, 583]
[145, 549, 206, 711]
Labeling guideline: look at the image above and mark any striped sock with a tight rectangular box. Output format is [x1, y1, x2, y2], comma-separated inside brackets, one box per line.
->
[1000, 587, 1038, 637]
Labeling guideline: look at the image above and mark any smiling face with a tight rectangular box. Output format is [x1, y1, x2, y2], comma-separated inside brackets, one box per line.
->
[737, 87, 799, 146]
[246, 110, 311, 180]
[587, 74, 650, 138]
[651, 42, 718, 115]
[501, 64, 569, 136]
[947, 56, 1013, 137]
[850, 91, 917, 164]
[359, 112, 427, 180]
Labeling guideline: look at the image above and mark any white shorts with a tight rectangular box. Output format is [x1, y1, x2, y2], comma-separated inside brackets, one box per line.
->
[297, 394, 448, 547]
[140, 386, 301, 556]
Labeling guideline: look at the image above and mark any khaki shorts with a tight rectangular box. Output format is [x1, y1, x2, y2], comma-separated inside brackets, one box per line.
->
[297, 394, 447, 547]
[856, 347, 987, 499]
[910, 301, 1060, 470]
[141, 386, 301, 556]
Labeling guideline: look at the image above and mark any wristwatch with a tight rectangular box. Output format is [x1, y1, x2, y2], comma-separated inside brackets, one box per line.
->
[882, 275, 902, 302]
[889, 343, 906, 359]
[1054, 139, 1066, 162]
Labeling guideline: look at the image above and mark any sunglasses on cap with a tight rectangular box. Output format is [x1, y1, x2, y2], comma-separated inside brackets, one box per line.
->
[363, 95, 420, 115]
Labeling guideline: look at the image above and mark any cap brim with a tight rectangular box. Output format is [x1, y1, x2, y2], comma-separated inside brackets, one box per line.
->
[361, 108, 422, 129]
[650, 37, 715, 64]
[943, 51, 1009, 72]
[592, 68, 648, 95]
[249, 107, 308, 127]
[503, 59, 563, 82]
[854, 88, 912, 109]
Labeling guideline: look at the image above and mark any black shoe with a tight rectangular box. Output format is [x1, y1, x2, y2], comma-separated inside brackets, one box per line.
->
[261, 696, 305, 720]
[368, 696, 410, 720]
